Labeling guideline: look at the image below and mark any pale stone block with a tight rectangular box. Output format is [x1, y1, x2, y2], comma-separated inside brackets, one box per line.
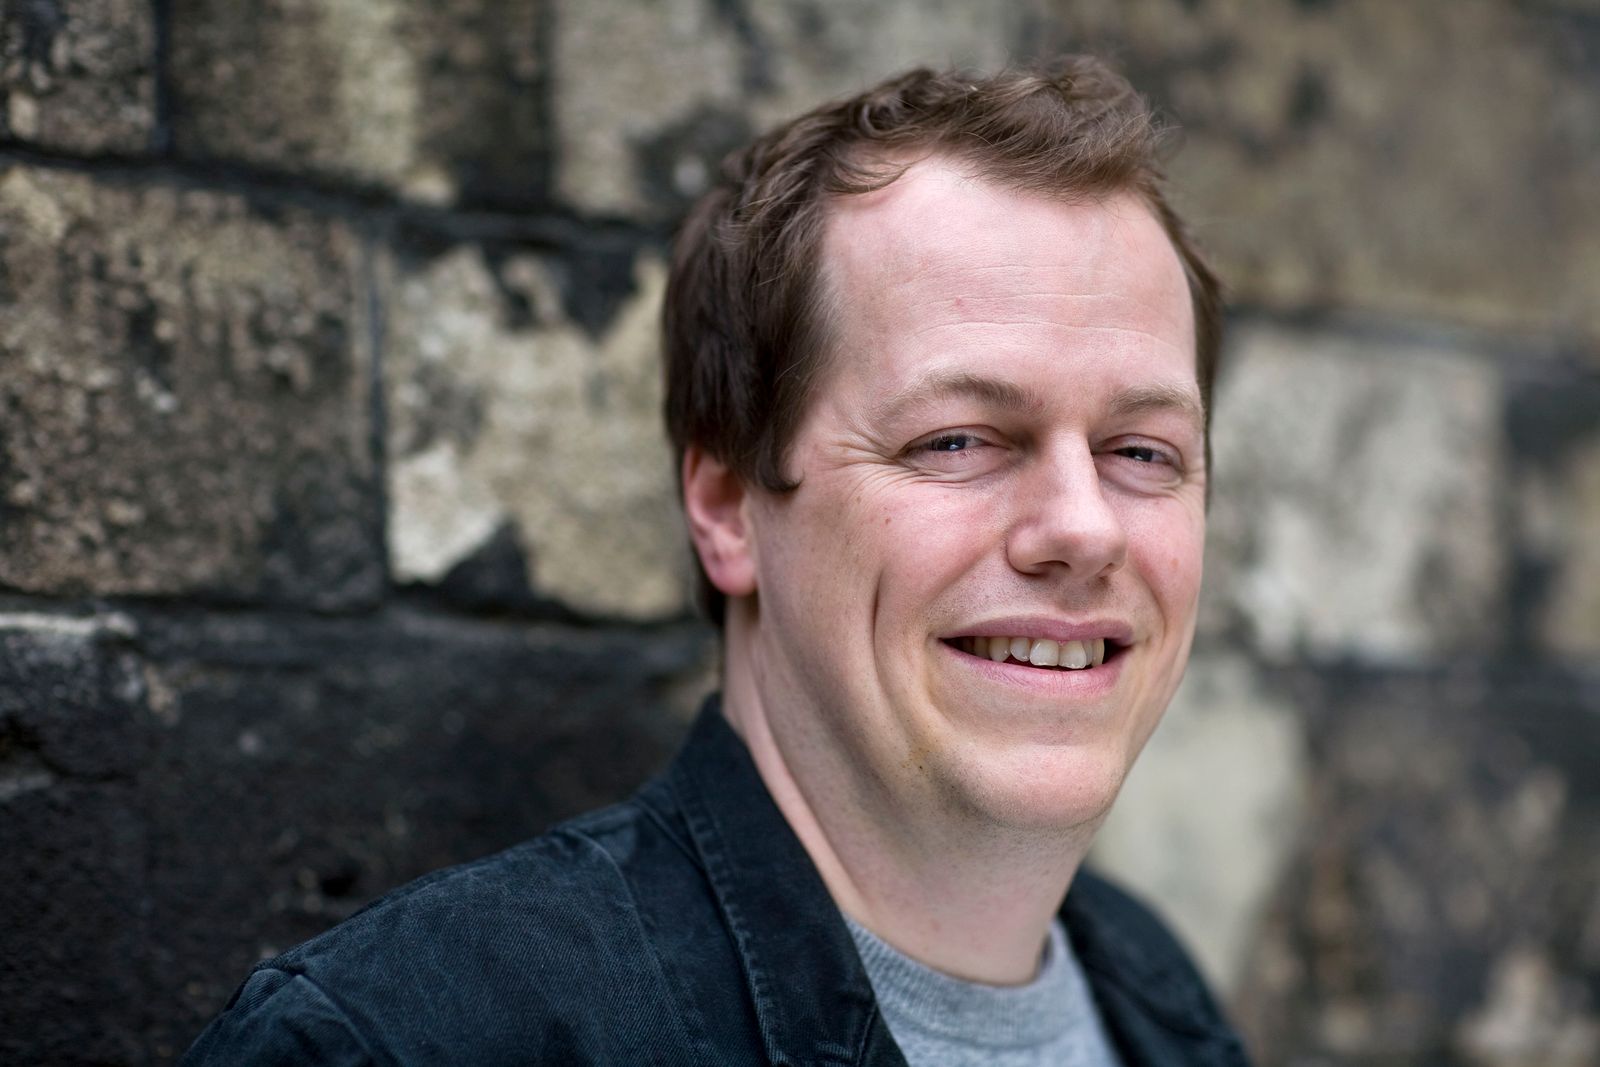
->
[551, 0, 1053, 216]
[1202, 321, 1506, 663]
[551, 0, 744, 215]
[1091, 653, 1308, 995]
[383, 244, 687, 619]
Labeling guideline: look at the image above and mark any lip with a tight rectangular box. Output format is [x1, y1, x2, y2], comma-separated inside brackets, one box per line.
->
[941, 616, 1136, 646]
[937, 636, 1125, 699]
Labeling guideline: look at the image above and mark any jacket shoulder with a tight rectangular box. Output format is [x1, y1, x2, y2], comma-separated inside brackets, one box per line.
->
[186, 799, 705, 1066]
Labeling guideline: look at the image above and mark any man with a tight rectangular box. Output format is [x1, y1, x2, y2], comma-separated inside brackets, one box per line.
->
[186, 58, 1248, 1066]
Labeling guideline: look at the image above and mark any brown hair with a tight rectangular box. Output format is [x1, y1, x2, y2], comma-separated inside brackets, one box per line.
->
[664, 57, 1223, 623]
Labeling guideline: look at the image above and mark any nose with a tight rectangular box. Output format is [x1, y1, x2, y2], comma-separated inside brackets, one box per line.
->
[1006, 444, 1128, 580]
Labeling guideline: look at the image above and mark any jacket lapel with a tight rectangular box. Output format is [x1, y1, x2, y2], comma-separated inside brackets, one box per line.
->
[669, 700, 907, 1067]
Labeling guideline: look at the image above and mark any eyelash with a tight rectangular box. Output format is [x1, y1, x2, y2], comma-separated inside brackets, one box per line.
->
[1113, 444, 1170, 466]
[906, 433, 1185, 491]
[921, 432, 983, 453]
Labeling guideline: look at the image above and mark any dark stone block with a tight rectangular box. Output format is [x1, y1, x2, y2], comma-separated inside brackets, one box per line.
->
[0, 783, 151, 1067]
[1235, 663, 1600, 1063]
[1, 604, 713, 1063]
[0, 617, 145, 780]
[132, 607, 711, 1059]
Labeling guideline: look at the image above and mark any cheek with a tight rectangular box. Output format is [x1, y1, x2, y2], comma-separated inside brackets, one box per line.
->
[1124, 506, 1205, 604]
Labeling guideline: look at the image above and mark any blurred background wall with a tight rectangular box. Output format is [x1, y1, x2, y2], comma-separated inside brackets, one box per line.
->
[1, 1, 1596, 1063]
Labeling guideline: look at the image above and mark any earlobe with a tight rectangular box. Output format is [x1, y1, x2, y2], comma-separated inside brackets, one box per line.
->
[682, 446, 758, 598]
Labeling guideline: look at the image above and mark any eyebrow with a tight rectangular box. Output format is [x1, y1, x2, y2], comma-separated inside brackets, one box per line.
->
[1105, 382, 1206, 431]
[869, 371, 1046, 425]
[868, 371, 1204, 431]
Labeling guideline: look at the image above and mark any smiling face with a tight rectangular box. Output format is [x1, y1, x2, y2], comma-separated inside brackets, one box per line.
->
[726, 157, 1206, 837]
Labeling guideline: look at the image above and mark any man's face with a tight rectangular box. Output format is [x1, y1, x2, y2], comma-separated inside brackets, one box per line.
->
[740, 158, 1206, 835]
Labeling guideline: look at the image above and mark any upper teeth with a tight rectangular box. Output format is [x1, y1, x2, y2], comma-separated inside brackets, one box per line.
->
[966, 636, 1107, 669]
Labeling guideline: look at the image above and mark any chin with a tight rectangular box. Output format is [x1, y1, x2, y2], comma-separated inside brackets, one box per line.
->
[948, 741, 1132, 835]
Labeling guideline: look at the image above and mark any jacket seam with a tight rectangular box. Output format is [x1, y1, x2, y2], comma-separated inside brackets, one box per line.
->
[566, 825, 707, 1067]
[262, 967, 388, 1067]
[676, 766, 793, 1065]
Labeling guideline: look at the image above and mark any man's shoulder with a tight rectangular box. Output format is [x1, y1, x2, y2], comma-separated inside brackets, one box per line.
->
[290, 796, 684, 964]
[185, 791, 716, 1065]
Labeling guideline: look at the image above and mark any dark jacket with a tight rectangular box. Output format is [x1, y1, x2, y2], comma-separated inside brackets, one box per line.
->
[184, 698, 1252, 1066]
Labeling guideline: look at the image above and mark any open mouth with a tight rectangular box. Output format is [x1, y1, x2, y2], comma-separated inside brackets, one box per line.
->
[942, 635, 1125, 671]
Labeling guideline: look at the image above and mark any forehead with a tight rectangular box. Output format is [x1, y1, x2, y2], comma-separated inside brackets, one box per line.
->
[815, 157, 1195, 389]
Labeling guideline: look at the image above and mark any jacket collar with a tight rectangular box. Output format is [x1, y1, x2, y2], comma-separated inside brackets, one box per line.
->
[666, 695, 1247, 1067]
[667, 696, 906, 1067]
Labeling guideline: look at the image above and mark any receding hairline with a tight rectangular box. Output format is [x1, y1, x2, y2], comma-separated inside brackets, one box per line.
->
[810, 156, 1201, 427]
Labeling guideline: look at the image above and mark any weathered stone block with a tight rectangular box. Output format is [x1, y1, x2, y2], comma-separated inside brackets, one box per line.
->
[0, 166, 380, 609]
[1201, 320, 1506, 663]
[0, 610, 154, 1066]
[382, 238, 687, 619]
[1047, 0, 1600, 344]
[169, 0, 548, 207]
[0, 609, 144, 785]
[0, 0, 156, 154]
[1092, 651, 1307, 996]
[551, 0, 1053, 216]
[551, 0, 743, 216]
[1232, 666, 1600, 1066]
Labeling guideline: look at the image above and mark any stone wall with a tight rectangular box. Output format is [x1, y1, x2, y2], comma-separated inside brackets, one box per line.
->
[2, 1, 1596, 1064]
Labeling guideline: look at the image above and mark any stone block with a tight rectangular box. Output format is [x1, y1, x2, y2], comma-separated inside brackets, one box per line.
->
[1, 784, 150, 1066]
[382, 238, 687, 619]
[1506, 373, 1600, 659]
[551, 0, 743, 216]
[1201, 320, 1505, 663]
[1046, 0, 1600, 344]
[0, 603, 712, 1063]
[550, 0, 1052, 216]
[0, 0, 156, 154]
[134, 608, 709, 1057]
[0, 166, 380, 609]
[0, 609, 145, 784]
[1092, 651, 1308, 996]
[0, 611, 154, 1065]
[169, 0, 548, 207]
[1231, 666, 1600, 1065]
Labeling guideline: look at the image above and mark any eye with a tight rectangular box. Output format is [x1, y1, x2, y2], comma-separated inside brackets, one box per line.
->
[922, 432, 982, 453]
[900, 428, 1008, 478]
[1098, 437, 1187, 491]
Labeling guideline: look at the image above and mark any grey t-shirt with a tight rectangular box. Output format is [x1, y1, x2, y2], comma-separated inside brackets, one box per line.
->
[845, 915, 1124, 1067]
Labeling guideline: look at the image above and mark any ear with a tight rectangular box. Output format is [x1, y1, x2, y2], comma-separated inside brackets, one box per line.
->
[682, 445, 758, 599]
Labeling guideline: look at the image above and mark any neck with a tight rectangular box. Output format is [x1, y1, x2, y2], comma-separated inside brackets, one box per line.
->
[719, 618, 1096, 986]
